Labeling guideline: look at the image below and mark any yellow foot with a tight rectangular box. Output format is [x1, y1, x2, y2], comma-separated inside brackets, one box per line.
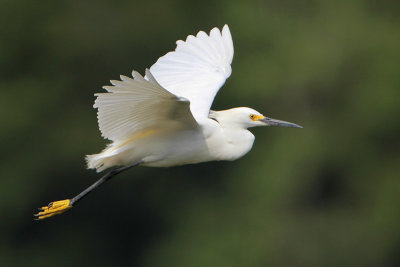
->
[34, 199, 72, 220]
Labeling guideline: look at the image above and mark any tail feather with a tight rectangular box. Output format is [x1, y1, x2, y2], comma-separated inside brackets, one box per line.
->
[86, 146, 122, 172]
[85, 154, 99, 169]
[86, 139, 144, 172]
[86, 154, 109, 172]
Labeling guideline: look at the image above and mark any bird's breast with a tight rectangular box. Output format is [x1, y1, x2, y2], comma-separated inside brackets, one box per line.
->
[204, 125, 255, 161]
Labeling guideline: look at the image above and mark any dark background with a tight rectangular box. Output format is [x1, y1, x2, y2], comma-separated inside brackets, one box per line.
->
[1, 0, 399, 266]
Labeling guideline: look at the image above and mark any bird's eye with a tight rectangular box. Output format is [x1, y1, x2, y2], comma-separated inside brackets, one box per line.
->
[249, 114, 263, 121]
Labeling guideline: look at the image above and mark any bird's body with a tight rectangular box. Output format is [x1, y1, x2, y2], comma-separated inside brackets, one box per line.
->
[35, 24, 301, 220]
[87, 108, 257, 169]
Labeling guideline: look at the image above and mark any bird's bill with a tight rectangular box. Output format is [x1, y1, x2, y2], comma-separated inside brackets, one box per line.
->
[260, 117, 302, 128]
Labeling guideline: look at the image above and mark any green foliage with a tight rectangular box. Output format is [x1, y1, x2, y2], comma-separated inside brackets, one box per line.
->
[1, 0, 399, 266]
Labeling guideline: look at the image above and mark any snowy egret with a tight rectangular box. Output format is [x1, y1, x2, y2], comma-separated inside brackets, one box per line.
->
[35, 25, 301, 220]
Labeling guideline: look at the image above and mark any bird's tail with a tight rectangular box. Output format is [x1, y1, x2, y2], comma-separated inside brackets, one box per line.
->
[86, 153, 108, 172]
[86, 147, 121, 172]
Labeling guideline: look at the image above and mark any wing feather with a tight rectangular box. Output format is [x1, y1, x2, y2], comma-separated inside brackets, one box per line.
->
[94, 69, 197, 141]
[149, 25, 234, 121]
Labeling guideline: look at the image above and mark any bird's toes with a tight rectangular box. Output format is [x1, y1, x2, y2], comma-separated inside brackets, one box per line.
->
[34, 199, 72, 220]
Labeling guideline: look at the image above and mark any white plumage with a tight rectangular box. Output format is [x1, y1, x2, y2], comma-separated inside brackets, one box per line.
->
[86, 25, 301, 172]
[35, 25, 302, 220]
[149, 25, 233, 120]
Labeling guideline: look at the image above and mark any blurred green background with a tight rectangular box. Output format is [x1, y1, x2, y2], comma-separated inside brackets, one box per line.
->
[1, 0, 399, 266]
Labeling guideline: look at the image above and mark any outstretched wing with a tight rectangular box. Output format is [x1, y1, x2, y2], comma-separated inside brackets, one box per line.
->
[94, 69, 198, 142]
[149, 25, 234, 121]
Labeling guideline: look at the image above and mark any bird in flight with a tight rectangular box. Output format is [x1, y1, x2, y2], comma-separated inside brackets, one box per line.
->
[35, 25, 301, 220]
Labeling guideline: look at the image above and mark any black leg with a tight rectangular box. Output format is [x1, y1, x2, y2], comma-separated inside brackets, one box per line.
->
[70, 160, 144, 206]
[34, 160, 143, 220]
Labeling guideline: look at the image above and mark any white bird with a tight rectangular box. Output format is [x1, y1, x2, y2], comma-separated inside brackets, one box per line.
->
[35, 25, 301, 220]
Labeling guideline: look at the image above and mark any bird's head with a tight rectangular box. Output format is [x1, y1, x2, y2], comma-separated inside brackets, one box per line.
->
[209, 107, 302, 129]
